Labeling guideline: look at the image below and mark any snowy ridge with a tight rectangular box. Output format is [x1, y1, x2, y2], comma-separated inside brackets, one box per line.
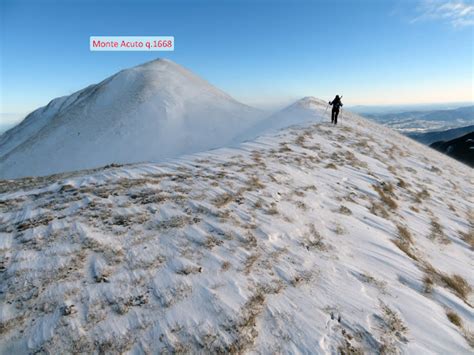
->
[239, 96, 330, 141]
[0, 59, 262, 179]
[0, 107, 473, 353]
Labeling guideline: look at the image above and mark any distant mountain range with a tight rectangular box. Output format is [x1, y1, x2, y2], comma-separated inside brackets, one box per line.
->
[408, 125, 474, 145]
[364, 106, 474, 134]
[350, 102, 474, 115]
[363, 107, 474, 167]
[430, 132, 474, 168]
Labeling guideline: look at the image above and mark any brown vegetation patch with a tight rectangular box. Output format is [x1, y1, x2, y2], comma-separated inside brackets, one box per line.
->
[213, 193, 235, 208]
[423, 275, 434, 293]
[265, 202, 279, 215]
[397, 178, 408, 189]
[446, 309, 462, 328]
[16, 214, 54, 231]
[397, 225, 413, 245]
[423, 263, 472, 303]
[221, 261, 231, 271]
[414, 188, 430, 203]
[373, 184, 398, 210]
[392, 239, 418, 261]
[429, 218, 450, 244]
[303, 224, 327, 251]
[440, 274, 471, 301]
[339, 205, 352, 215]
[370, 201, 390, 218]
[247, 176, 265, 190]
[460, 228, 474, 250]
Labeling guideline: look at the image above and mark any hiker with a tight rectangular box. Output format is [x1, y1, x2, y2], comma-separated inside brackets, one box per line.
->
[329, 95, 343, 125]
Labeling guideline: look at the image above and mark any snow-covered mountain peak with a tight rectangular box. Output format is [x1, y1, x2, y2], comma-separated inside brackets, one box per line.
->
[113, 58, 231, 99]
[239, 96, 332, 141]
[291, 96, 328, 109]
[0, 59, 262, 179]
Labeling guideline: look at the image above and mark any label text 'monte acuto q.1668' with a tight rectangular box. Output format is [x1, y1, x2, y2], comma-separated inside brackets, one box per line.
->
[90, 36, 174, 51]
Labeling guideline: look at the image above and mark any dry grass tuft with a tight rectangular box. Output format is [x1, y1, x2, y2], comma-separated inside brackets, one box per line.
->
[205, 235, 224, 249]
[464, 331, 474, 348]
[373, 184, 398, 210]
[247, 176, 265, 190]
[440, 274, 471, 301]
[370, 201, 390, 218]
[446, 309, 462, 328]
[342, 151, 368, 168]
[392, 239, 418, 261]
[430, 165, 441, 174]
[422, 262, 472, 303]
[381, 303, 408, 336]
[337, 339, 364, 355]
[423, 275, 434, 293]
[397, 225, 413, 245]
[388, 165, 397, 174]
[460, 228, 474, 250]
[397, 178, 408, 189]
[339, 205, 352, 215]
[429, 218, 450, 244]
[226, 287, 267, 352]
[409, 205, 419, 213]
[414, 188, 430, 203]
[244, 253, 259, 274]
[221, 261, 231, 271]
[295, 200, 308, 211]
[377, 303, 409, 352]
[392, 223, 416, 260]
[360, 273, 387, 293]
[295, 135, 306, 147]
[343, 193, 356, 203]
[381, 182, 395, 194]
[251, 151, 264, 164]
[303, 224, 327, 251]
[325, 163, 337, 169]
[265, 202, 279, 215]
[334, 223, 346, 235]
[213, 193, 234, 208]
[279, 143, 292, 153]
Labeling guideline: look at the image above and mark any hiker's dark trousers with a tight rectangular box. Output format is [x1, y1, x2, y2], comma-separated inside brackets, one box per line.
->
[331, 109, 339, 124]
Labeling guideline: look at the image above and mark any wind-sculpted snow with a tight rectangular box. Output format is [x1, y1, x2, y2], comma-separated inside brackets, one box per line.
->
[0, 110, 473, 353]
[0, 59, 262, 179]
[238, 96, 330, 141]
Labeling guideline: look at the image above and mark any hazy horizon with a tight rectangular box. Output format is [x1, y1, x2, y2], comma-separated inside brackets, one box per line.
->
[1, 98, 473, 136]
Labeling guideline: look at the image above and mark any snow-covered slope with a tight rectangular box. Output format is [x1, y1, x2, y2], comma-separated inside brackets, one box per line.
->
[239, 96, 330, 141]
[0, 59, 262, 179]
[1, 104, 472, 354]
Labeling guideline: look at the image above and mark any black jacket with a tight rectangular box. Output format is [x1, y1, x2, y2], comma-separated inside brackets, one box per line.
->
[329, 97, 343, 110]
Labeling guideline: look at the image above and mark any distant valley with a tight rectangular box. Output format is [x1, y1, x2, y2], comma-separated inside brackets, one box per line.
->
[363, 106, 474, 167]
[362, 105, 474, 134]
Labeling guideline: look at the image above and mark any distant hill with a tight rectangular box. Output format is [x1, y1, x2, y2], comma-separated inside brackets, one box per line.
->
[430, 132, 474, 167]
[408, 125, 474, 145]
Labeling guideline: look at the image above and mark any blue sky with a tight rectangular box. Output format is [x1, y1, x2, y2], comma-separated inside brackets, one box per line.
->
[1, 0, 473, 119]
